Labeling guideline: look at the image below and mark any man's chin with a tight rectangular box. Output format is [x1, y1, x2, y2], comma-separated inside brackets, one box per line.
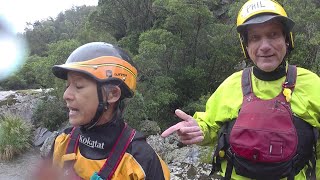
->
[257, 63, 278, 72]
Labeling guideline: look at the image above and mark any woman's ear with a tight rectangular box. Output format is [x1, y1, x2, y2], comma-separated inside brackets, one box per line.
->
[106, 86, 121, 103]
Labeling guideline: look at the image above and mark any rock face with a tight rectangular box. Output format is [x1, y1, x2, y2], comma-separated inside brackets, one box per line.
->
[39, 130, 59, 158]
[147, 134, 221, 180]
[0, 89, 50, 123]
[0, 89, 54, 147]
[139, 119, 162, 136]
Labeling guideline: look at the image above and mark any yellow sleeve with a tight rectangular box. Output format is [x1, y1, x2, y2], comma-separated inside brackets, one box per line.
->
[53, 133, 70, 167]
[193, 71, 243, 146]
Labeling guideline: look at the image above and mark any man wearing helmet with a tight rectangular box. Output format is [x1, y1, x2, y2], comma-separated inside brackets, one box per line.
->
[33, 42, 170, 180]
[162, 0, 320, 179]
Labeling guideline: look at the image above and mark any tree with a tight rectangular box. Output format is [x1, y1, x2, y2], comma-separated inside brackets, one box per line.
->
[281, 0, 320, 75]
[24, 5, 96, 56]
[89, 0, 154, 40]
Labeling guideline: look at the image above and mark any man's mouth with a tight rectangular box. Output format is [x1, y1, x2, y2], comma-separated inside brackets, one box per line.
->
[260, 54, 274, 58]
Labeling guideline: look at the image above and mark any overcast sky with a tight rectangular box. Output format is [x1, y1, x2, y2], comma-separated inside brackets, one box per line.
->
[0, 0, 98, 32]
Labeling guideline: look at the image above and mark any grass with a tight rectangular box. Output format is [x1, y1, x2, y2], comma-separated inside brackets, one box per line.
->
[0, 114, 33, 161]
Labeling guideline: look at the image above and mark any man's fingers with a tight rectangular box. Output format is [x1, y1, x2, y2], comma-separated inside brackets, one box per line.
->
[161, 122, 184, 137]
[180, 136, 204, 145]
[161, 109, 199, 138]
[175, 109, 193, 122]
[178, 126, 202, 134]
[179, 131, 203, 140]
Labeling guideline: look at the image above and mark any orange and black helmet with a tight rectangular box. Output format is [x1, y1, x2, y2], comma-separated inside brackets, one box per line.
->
[52, 42, 137, 98]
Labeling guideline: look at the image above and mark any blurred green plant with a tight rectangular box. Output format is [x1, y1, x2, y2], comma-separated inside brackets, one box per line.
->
[32, 94, 68, 131]
[123, 91, 148, 130]
[0, 114, 33, 161]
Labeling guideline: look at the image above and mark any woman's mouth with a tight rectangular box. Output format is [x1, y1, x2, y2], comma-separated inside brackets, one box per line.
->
[68, 107, 79, 117]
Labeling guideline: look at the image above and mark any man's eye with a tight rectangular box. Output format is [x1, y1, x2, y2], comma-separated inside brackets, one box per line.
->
[270, 32, 281, 38]
[249, 35, 259, 41]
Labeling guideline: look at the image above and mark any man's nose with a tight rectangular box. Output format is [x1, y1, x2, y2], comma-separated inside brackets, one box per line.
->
[259, 38, 272, 52]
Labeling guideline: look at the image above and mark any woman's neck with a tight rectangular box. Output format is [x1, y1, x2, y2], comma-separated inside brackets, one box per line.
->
[97, 106, 118, 125]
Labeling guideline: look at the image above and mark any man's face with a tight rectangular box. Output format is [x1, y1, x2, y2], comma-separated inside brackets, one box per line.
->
[246, 20, 287, 72]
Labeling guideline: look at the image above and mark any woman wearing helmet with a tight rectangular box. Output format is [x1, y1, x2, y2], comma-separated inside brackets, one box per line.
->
[161, 0, 320, 179]
[33, 42, 170, 180]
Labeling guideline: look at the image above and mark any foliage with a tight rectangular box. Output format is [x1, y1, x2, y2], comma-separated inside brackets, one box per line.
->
[138, 76, 178, 128]
[282, 0, 320, 75]
[123, 91, 148, 129]
[24, 5, 96, 56]
[89, 0, 154, 40]
[0, 74, 28, 90]
[77, 24, 117, 45]
[0, 114, 33, 161]
[32, 95, 67, 131]
[183, 93, 212, 115]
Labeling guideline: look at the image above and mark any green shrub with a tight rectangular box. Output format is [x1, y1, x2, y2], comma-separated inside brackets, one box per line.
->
[32, 96, 68, 131]
[0, 114, 33, 161]
[123, 91, 147, 130]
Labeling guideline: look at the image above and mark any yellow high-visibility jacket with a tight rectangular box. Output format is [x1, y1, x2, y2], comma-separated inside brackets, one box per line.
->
[194, 65, 320, 180]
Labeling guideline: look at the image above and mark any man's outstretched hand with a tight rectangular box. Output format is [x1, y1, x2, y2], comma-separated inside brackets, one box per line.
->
[161, 109, 204, 145]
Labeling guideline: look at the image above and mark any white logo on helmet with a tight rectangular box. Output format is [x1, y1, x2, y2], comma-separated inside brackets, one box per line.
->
[241, 0, 276, 18]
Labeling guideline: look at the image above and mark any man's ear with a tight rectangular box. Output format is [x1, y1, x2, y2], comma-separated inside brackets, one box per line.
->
[107, 86, 121, 103]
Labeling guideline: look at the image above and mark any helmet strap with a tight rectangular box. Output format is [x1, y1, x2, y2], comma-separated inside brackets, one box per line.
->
[80, 83, 106, 131]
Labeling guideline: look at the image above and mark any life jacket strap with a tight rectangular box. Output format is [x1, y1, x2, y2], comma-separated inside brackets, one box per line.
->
[63, 127, 81, 168]
[98, 123, 136, 180]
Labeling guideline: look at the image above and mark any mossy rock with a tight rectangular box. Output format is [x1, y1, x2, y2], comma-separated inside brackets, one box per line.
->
[16, 89, 43, 96]
[199, 146, 215, 164]
[0, 94, 18, 107]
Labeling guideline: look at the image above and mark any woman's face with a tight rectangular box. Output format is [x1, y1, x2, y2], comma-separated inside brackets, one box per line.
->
[246, 20, 287, 72]
[63, 71, 99, 126]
